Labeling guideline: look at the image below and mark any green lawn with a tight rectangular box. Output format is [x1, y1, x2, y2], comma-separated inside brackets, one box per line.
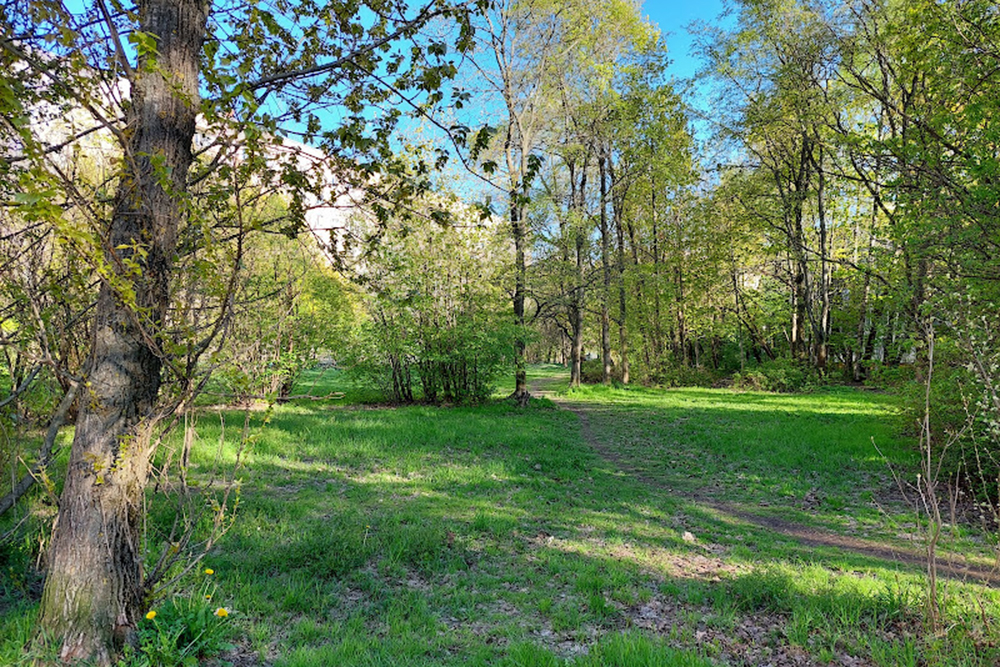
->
[2, 366, 999, 666]
[565, 383, 911, 533]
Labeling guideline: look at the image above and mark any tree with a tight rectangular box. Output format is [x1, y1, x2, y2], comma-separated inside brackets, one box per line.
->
[34, 3, 210, 659]
[346, 191, 516, 404]
[471, 0, 666, 388]
[214, 223, 359, 405]
[2, 0, 474, 661]
[701, 0, 838, 369]
[468, 0, 560, 403]
[627, 84, 695, 379]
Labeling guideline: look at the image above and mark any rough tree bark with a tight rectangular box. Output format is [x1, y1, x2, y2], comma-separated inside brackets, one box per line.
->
[38, 0, 209, 662]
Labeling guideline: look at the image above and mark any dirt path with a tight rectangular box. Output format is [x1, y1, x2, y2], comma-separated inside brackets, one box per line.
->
[530, 377, 1000, 587]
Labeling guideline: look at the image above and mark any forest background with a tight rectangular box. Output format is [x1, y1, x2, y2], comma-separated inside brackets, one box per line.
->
[2, 0, 1000, 664]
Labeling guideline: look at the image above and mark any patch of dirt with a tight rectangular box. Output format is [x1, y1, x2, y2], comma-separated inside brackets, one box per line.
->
[438, 591, 599, 659]
[707, 505, 1000, 585]
[528, 531, 740, 583]
[210, 641, 267, 667]
[531, 624, 600, 660]
[628, 594, 874, 667]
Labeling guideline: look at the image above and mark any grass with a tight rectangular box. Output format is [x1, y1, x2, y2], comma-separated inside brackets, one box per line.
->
[565, 382, 906, 506]
[2, 365, 1000, 665]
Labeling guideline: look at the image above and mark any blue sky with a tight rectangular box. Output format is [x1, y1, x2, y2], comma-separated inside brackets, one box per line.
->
[59, 0, 726, 87]
[641, 0, 726, 81]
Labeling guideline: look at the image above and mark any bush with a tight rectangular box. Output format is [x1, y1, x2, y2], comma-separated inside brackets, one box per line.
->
[346, 318, 518, 405]
[730, 358, 817, 392]
[864, 362, 917, 388]
[647, 363, 718, 388]
[342, 194, 515, 405]
[580, 359, 605, 384]
[894, 337, 1000, 510]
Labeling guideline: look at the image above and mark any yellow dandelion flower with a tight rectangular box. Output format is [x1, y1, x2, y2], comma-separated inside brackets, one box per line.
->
[204, 568, 214, 575]
[214, 607, 229, 618]
[145, 610, 156, 620]
[205, 594, 212, 600]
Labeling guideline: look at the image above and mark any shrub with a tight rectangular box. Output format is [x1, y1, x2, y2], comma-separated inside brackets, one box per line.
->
[894, 336, 1000, 510]
[731, 358, 817, 392]
[346, 317, 518, 405]
[647, 363, 718, 388]
[580, 359, 605, 384]
[342, 194, 515, 405]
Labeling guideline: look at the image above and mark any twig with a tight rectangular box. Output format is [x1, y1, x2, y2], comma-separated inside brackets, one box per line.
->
[0, 381, 78, 518]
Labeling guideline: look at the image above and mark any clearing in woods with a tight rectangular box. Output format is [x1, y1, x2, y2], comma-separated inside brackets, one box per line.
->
[4, 365, 1000, 666]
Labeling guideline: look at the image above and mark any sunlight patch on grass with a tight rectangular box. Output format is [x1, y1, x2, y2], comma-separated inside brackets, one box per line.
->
[4, 366, 990, 665]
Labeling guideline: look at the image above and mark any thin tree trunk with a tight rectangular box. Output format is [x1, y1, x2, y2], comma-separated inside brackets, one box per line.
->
[790, 213, 809, 362]
[38, 0, 209, 662]
[598, 152, 612, 383]
[853, 196, 877, 381]
[612, 166, 630, 384]
[625, 218, 649, 377]
[0, 382, 77, 519]
[511, 188, 529, 403]
[774, 135, 812, 362]
[570, 161, 588, 388]
[566, 161, 581, 388]
[504, 120, 530, 404]
[673, 208, 687, 367]
[675, 264, 688, 366]
[815, 150, 830, 371]
[651, 180, 663, 365]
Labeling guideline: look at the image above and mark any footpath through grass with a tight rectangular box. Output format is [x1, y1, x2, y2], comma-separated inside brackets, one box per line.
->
[3, 365, 1000, 666]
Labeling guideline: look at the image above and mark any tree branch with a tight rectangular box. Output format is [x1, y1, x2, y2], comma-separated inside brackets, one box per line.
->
[0, 380, 79, 518]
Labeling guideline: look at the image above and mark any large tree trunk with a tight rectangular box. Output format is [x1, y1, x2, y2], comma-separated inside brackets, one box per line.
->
[38, 0, 208, 662]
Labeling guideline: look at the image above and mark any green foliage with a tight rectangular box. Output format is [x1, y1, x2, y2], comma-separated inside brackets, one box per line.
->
[888, 331, 1000, 509]
[345, 194, 516, 404]
[415, 321, 519, 404]
[120, 571, 233, 667]
[577, 359, 605, 385]
[730, 358, 819, 393]
[645, 363, 718, 389]
[348, 316, 518, 405]
[864, 363, 918, 389]
[210, 224, 361, 405]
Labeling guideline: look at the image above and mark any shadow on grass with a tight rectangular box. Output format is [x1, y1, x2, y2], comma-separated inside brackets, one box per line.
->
[140, 375, 1000, 666]
[194, 390, 981, 583]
